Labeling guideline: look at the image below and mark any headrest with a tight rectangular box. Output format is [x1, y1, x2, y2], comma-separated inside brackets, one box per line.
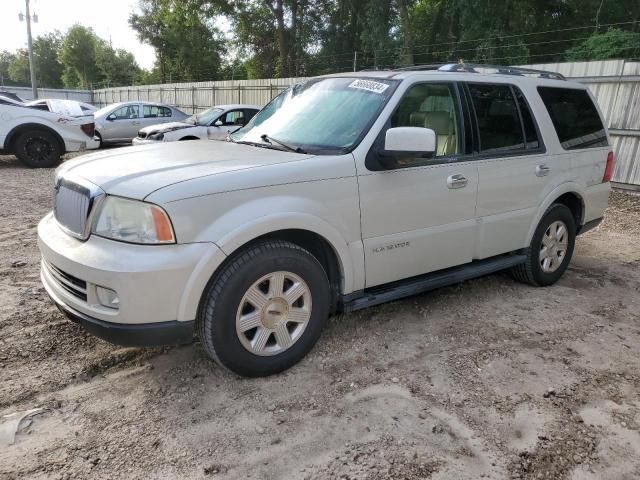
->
[424, 111, 451, 135]
[409, 112, 427, 127]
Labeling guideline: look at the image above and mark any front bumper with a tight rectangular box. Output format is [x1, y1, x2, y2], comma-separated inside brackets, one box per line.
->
[132, 137, 160, 146]
[48, 280, 195, 346]
[38, 213, 226, 342]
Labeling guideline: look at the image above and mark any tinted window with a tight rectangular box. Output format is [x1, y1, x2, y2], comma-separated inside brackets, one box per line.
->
[391, 83, 460, 158]
[468, 84, 524, 153]
[143, 105, 171, 118]
[515, 89, 540, 149]
[538, 87, 607, 150]
[219, 110, 246, 126]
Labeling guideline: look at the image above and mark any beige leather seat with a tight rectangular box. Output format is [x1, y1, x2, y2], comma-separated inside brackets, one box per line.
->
[409, 110, 456, 156]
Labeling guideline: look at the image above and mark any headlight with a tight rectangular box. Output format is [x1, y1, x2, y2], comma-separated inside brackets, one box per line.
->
[92, 196, 175, 244]
[148, 132, 164, 141]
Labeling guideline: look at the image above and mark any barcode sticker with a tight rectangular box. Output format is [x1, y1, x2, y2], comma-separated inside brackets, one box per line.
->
[348, 79, 390, 94]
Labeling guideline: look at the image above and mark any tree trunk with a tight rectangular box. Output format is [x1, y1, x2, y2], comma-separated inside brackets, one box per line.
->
[265, 0, 289, 77]
[397, 0, 414, 66]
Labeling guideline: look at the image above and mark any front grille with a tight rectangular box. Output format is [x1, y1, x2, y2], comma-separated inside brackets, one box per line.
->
[44, 261, 87, 302]
[54, 182, 91, 237]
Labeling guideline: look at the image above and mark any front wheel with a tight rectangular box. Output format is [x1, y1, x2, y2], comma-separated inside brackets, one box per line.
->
[511, 204, 576, 286]
[197, 240, 330, 377]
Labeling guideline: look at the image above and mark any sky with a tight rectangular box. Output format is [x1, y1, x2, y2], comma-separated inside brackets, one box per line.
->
[0, 0, 157, 69]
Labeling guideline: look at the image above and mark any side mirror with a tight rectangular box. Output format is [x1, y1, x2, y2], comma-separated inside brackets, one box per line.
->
[384, 127, 436, 154]
[214, 120, 223, 127]
[107, 113, 116, 121]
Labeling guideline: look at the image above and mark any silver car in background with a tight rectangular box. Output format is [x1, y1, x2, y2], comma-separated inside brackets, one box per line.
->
[94, 101, 188, 146]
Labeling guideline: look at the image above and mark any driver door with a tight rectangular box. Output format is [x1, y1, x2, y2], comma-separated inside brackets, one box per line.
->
[356, 82, 479, 288]
[207, 109, 246, 140]
[104, 104, 141, 141]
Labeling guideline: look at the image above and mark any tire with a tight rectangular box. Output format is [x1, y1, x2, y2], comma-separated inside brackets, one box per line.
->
[197, 240, 331, 377]
[95, 131, 103, 148]
[511, 204, 576, 287]
[14, 129, 62, 168]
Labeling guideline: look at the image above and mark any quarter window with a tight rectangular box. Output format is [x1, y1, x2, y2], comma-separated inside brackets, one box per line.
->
[537, 87, 607, 150]
[468, 84, 525, 153]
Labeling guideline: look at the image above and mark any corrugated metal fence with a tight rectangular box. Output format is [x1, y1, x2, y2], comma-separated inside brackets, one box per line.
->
[1, 86, 92, 103]
[526, 60, 640, 187]
[92, 78, 308, 113]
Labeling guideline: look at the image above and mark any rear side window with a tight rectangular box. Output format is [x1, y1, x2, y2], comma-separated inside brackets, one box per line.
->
[144, 105, 172, 118]
[537, 87, 607, 150]
[468, 84, 527, 153]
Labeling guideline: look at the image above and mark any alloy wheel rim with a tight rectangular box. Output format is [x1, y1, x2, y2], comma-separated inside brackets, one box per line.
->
[236, 271, 312, 356]
[25, 137, 52, 163]
[539, 220, 568, 273]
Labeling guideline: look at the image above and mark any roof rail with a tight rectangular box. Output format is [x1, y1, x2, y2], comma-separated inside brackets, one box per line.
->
[437, 63, 567, 80]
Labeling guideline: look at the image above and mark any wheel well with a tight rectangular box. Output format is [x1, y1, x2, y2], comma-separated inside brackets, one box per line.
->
[6, 123, 65, 153]
[554, 193, 584, 226]
[251, 230, 343, 314]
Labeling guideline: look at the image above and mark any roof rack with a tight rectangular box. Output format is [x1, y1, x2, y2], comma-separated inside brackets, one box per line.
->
[393, 62, 566, 81]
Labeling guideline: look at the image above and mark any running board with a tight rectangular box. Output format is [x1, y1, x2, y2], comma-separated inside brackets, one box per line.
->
[339, 253, 527, 313]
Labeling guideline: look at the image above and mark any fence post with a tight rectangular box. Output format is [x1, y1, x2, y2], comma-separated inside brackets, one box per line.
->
[238, 84, 241, 103]
[192, 86, 196, 113]
[174, 86, 177, 107]
[213, 85, 216, 105]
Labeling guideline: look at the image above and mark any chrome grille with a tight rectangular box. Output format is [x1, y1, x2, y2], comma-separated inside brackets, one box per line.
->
[44, 261, 87, 302]
[54, 183, 90, 236]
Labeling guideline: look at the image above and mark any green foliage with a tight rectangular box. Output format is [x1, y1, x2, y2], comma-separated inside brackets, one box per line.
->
[566, 29, 640, 61]
[130, 0, 224, 82]
[7, 50, 31, 84]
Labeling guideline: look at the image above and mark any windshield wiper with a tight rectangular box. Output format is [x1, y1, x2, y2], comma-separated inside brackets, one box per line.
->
[260, 134, 306, 154]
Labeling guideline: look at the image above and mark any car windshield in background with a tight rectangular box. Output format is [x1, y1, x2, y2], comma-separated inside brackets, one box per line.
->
[236, 77, 398, 154]
[189, 107, 224, 126]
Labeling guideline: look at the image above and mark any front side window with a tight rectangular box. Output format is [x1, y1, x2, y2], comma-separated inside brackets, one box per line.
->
[537, 87, 607, 150]
[235, 77, 398, 154]
[219, 110, 246, 126]
[468, 84, 525, 153]
[390, 83, 460, 157]
[111, 104, 139, 120]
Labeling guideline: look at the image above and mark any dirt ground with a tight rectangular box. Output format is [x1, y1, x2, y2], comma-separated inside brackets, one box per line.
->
[0, 151, 639, 480]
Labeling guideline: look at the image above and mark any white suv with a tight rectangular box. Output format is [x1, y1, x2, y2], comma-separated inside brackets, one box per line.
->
[38, 65, 612, 377]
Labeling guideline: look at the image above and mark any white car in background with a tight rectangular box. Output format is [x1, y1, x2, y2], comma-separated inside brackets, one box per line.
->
[132, 104, 259, 145]
[0, 95, 98, 168]
[94, 101, 189, 146]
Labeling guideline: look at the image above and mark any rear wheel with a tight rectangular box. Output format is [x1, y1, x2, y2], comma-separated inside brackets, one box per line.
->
[95, 131, 103, 148]
[14, 129, 62, 168]
[511, 204, 576, 286]
[197, 240, 330, 377]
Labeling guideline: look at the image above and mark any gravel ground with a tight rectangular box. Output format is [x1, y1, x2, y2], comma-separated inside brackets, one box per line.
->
[1, 151, 639, 480]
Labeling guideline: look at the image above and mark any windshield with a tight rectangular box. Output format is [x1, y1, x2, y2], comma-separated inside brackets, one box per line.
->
[234, 77, 398, 154]
[188, 107, 224, 126]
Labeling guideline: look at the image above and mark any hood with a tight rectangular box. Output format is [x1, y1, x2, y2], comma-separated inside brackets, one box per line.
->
[139, 121, 194, 135]
[57, 140, 314, 201]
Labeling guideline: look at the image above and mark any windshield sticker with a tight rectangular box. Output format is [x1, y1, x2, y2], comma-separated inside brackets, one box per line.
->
[348, 79, 390, 94]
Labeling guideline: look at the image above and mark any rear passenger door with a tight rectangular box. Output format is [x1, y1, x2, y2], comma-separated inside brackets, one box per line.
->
[466, 82, 559, 259]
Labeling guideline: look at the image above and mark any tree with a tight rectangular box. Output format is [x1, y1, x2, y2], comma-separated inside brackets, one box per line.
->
[7, 50, 30, 85]
[566, 29, 640, 61]
[130, 0, 225, 83]
[33, 32, 64, 88]
[59, 25, 101, 88]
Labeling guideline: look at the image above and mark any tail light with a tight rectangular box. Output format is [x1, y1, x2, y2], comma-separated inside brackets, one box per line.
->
[602, 151, 614, 183]
[80, 122, 95, 138]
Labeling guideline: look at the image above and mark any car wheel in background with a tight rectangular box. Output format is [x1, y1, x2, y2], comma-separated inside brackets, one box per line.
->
[197, 240, 330, 377]
[14, 129, 62, 168]
[95, 131, 103, 148]
[511, 204, 576, 286]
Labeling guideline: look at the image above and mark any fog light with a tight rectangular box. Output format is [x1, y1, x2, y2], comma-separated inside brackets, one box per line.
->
[96, 286, 120, 309]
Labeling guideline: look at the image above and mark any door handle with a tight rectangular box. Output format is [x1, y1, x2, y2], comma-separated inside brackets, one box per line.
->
[536, 164, 551, 177]
[447, 174, 468, 189]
